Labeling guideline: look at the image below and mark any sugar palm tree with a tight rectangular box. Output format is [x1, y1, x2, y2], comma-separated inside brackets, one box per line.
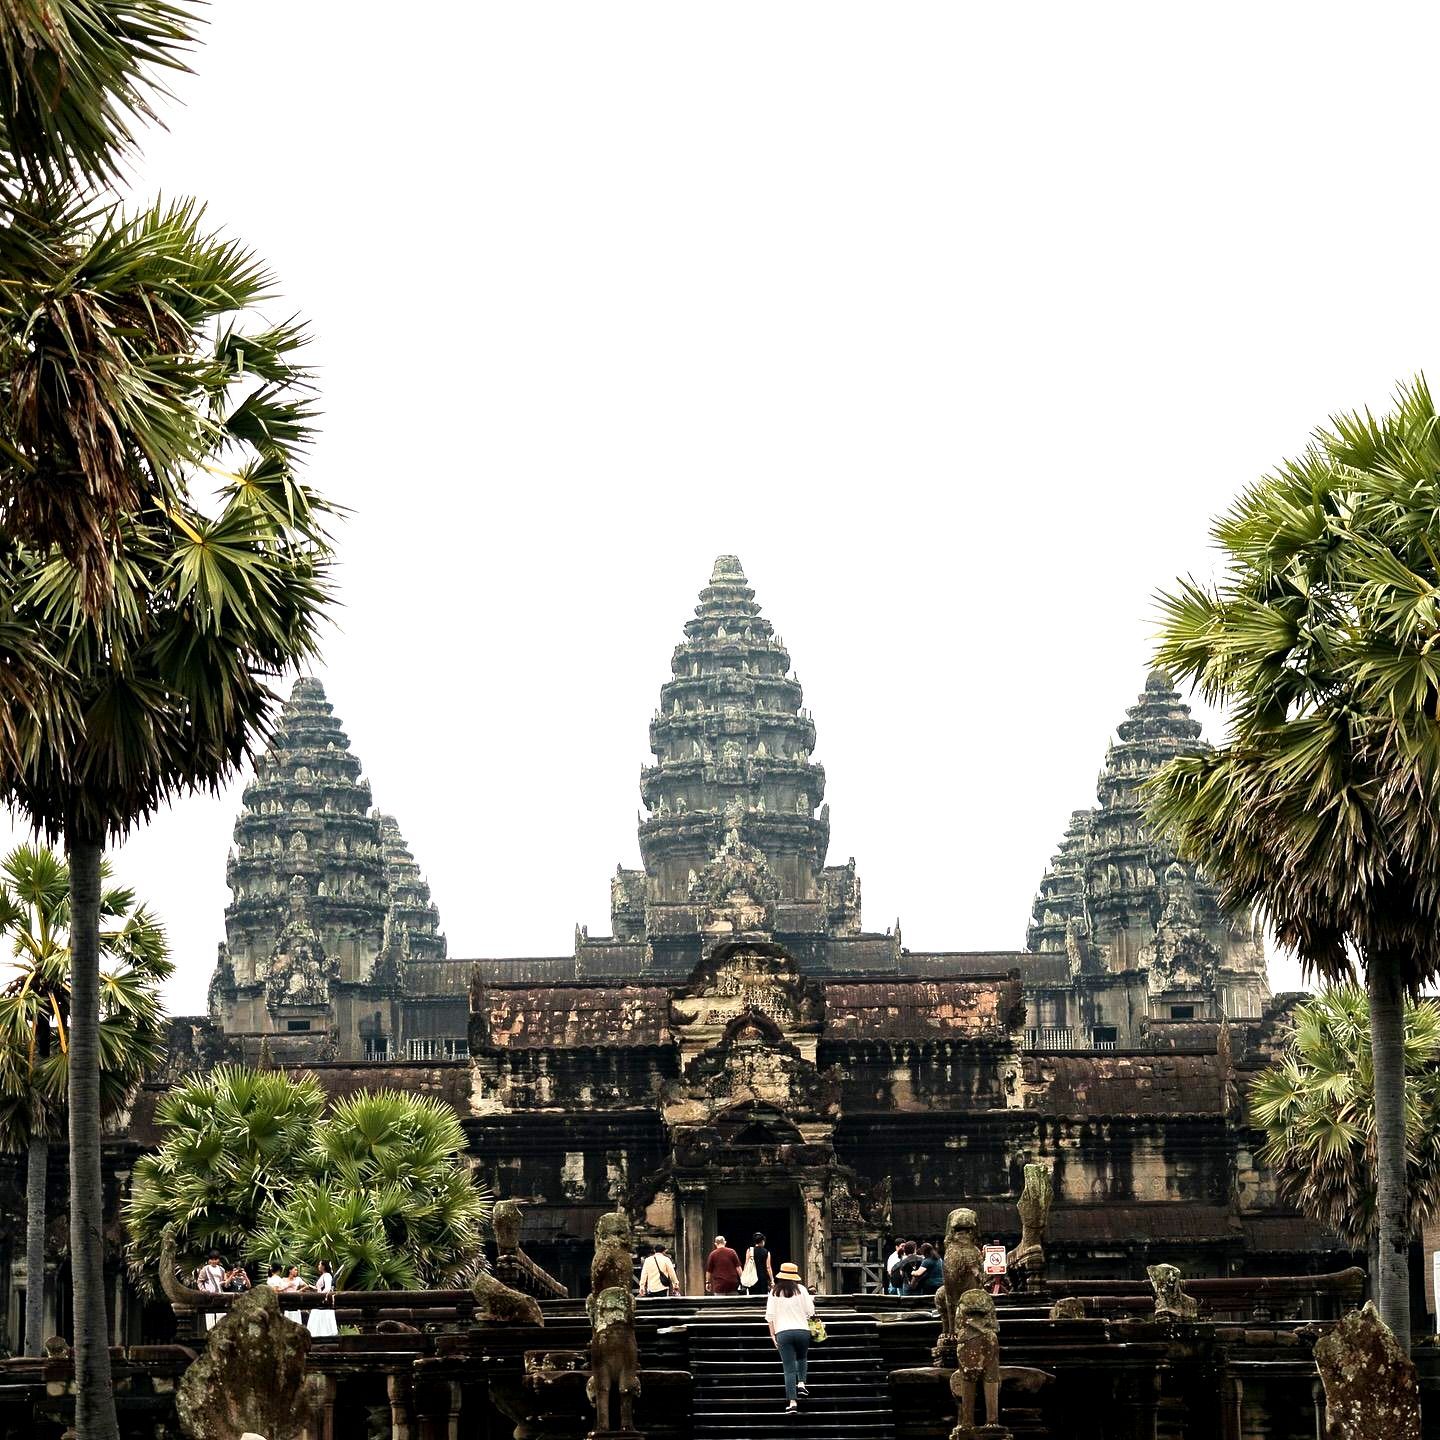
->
[0, 842, 169, 1352]
[0, 7, 332, 1431]
[1249, 985, 1440, 1255]
[1148, 375, 1440, 1349]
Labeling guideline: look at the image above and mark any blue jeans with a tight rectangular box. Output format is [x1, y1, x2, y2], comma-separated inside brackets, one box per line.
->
[777, 1328, 811, 1402]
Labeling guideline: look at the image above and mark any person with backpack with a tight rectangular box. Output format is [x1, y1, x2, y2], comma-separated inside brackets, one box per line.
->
[740, 1231, 773, 1295]
[638, 1242, 680, 1298]
[766, 1261, 817, 1414]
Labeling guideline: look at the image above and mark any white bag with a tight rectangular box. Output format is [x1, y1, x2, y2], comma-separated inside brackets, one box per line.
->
[740, 1248, 759, 1289]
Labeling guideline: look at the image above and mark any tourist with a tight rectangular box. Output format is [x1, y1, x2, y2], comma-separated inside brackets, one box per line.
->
[705, 1235, 741, 1296]
[907, 1242, 944, 1295]
[765, 1261, 816, 1414]
[886, 1239, 908, 1294]
[284, 1264, 307, 1325]
[197, 1251, 226, 1331]
[638, 1243, 680, 1298]
[306, 1259, 338, 1338]
[895, 1240, 920, 1291]
[740, 1231, 773, 1295]
[224, 1264, 251, 1293]
[265, 1263, 288, 1291]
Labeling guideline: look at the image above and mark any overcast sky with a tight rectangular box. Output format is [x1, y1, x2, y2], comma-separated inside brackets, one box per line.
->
[10, 2, 1440, 1010]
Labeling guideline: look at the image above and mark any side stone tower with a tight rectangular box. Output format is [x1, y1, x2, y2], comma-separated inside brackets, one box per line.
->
[1025, 670, 1269, 1046]
[208, 676, 446, 1060]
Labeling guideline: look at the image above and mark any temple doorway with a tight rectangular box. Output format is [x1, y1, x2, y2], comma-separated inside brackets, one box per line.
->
[715, 1203, 794, 1275]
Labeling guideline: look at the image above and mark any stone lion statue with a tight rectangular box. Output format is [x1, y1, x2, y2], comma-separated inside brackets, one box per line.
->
[587, 1284, 641, 1432]
[1148, 1263, 1198, 1320]
[935, 1206, 984, 1342]
[492, 1198, 524, 1254]
[473, 1266, 544, 1326]
[948, 1288, 1001, 1435]
[1007, 1162, 1052, 1276]
[591, 1209, 634, 1295]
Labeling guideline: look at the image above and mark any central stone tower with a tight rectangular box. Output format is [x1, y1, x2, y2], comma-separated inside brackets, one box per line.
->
[639, 554, 829, 901]
[602, 556, 865, 972]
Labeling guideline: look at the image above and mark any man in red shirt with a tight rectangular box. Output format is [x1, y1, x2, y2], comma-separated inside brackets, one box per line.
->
[705, 1235, 742, 1295]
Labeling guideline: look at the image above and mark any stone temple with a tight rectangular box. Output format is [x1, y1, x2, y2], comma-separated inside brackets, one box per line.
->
[177, 554, 1334, 1312]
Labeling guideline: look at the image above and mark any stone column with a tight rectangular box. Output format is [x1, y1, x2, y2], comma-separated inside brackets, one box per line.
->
[388, 1370, 415, 1440]
[800, 1182, 827, 1292]
[677, 1183, 706, 1297]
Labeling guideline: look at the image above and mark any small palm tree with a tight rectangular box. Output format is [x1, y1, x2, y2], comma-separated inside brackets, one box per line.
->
[1250, 986, 1440, 1254]
[124, 1065, 327, 1285]
[251, 1092, 491, 1290]
[125, 1072, 490, 1294]
[0, 842, 169, 1353]
[1148, 375, 1440, 1348]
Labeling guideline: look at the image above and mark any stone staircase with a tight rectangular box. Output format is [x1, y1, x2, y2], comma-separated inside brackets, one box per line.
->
[683, 1300, 896, 1440]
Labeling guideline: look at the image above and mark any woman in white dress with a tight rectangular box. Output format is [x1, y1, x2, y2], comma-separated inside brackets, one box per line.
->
[306, 1259, 338, 1337]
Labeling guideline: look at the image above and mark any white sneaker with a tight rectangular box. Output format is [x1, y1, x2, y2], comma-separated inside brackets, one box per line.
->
[785, 1401, 798, 1414]
[796, 1383, 809, 1397]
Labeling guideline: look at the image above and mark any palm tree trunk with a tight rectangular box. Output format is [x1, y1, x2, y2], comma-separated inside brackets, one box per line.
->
[24, 1129, 46, 1354]
[66, 832, 119, 1439]
[1368, 962, 1411, 1352]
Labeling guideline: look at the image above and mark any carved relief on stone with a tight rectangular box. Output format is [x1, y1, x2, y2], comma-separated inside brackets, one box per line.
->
[262, 879, 339, 1010]
[671, 942, 822, 1049]
[1142, 863, 1221, 996]
[686, 824, 780, 937]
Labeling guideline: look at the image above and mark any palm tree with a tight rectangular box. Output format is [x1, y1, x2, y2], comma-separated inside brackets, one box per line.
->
[0, 0, 196, 603]
[1148, 375, 1440, 1349]
[0, 474, 332, 1436]
[124, 1066, 327, 1285]
[0, 8, 332, 1432]
[251, 1091, 491, 1290]
[125, 1073, 490, 1293]
[0, 842, 169, 1353]
[1249, 986, 1440, 1258]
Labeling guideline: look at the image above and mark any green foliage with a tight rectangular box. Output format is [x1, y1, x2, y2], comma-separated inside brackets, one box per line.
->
[126, 1068, 490, 1292]
[0, 841, 169, 1146]
[1147, 375, 1440, 990]
[1250, 986, 1440, 1246]
[0, 1, 193, 192]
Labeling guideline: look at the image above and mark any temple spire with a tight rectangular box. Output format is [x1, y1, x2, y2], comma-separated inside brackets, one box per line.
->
[636, 556, 832, 906]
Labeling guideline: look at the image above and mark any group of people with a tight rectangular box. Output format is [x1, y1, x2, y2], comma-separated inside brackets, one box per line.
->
[195, 1253, 337, 1336]
[636, 1234, 816, 1414]
[884, 1236, 1010, 1296]
[635, 1232, 777, 1298]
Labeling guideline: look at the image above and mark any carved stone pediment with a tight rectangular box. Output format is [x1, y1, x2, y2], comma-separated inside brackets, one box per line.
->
[1142, 863, 1220, 996]
[263, 878, 338, 1010]
[660, 1003, 840, 1135]
[670, 941, 823, 1065]
[686, 820, 780, 936]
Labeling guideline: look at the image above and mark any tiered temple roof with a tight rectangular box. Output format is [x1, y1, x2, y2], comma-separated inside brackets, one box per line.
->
[1026, 668, 1268, 1020]
[210, 678, 445, 1034]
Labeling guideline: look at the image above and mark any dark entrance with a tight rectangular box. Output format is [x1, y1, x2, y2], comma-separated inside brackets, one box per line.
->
[715, 1204, 793, 1280]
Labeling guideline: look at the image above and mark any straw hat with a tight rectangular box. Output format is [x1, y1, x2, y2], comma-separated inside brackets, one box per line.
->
[776, 1262, 802, 1281]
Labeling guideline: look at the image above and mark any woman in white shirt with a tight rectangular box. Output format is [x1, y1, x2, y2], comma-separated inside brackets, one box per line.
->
[764, 1262, 816, 1414]
[306, 1259, 338, 1337]
[638, 1243, 681, 1297]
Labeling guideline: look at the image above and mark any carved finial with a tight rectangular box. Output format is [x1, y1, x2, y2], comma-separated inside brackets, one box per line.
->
[710, 555, 746, 584]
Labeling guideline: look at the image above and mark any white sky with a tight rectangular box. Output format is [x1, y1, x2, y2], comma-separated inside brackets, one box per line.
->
[10, 1, 1440, 1011]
